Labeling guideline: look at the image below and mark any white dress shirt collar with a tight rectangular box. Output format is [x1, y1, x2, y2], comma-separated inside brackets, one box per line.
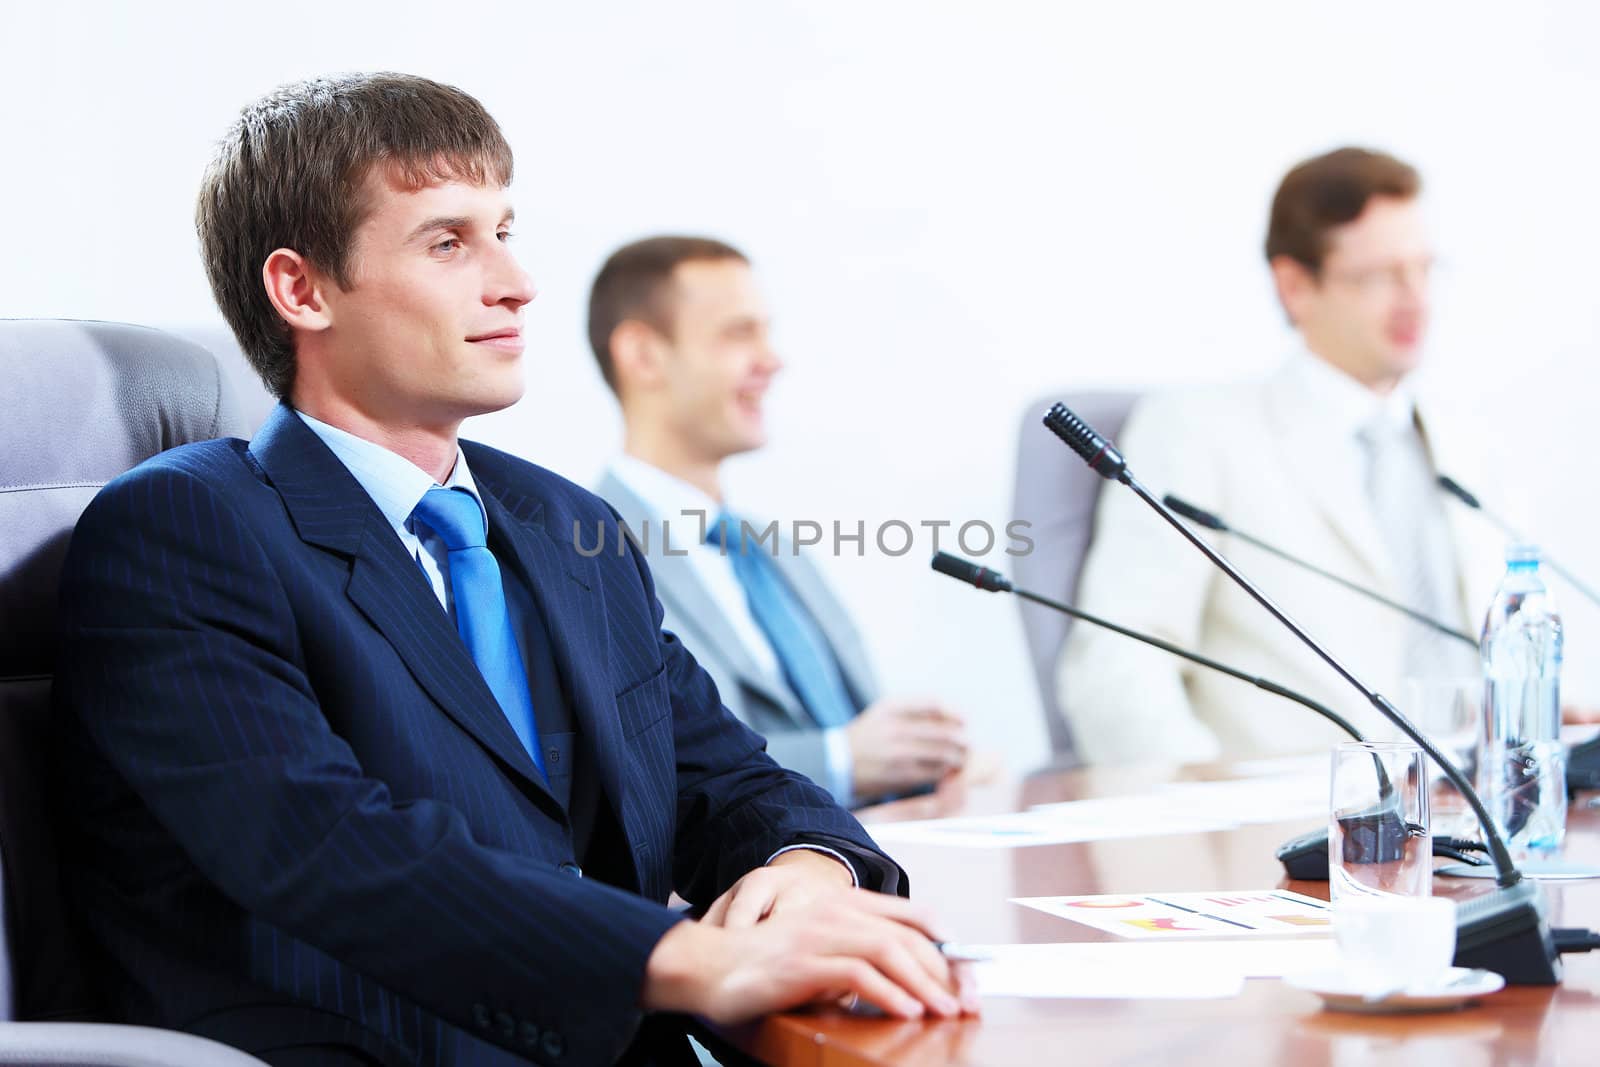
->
[294, 409, 483, 532]
[294, 410, 482, 615]
[1289, 345, 1417, 440]
[608, 453, 725, 531]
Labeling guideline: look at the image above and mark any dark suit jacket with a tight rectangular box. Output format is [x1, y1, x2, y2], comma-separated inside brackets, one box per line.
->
[53, 405, 900, 1066]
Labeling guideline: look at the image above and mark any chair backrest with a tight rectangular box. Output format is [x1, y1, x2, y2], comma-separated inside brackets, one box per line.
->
[1010, 391, 1141, 764]
[0, 320, 248, 1021]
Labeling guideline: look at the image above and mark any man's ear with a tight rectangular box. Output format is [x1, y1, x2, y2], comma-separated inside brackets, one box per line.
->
[610, 319, 669, 394]
[262, 248, 335, 336]
[1269, 254, 1316, 327]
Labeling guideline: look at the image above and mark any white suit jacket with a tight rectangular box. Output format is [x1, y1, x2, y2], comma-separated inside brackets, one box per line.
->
[1056, 356, 1508, 763]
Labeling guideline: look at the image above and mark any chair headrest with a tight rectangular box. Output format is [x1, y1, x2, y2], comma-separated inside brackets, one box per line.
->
[0, 319, 250, 676]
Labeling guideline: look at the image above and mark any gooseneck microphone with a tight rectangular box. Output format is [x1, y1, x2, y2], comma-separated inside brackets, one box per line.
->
[1162, 494, 1476, 648]
[931, 551, 1365, 743]
[1043, 402, 1563, 985]
[1437, 474, 1600, 611]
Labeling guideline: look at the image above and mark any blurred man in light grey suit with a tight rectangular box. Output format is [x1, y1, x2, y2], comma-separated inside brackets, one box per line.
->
[589, 236, 968, 806]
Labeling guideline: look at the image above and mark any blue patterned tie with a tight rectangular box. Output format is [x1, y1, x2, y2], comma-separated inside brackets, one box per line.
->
[709, 513, 857, 728]
[411, 487, 547, 778]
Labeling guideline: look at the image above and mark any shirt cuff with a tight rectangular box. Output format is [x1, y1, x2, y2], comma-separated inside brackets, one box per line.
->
[764, 844, 860, 888]
[823, 724, 854, 806]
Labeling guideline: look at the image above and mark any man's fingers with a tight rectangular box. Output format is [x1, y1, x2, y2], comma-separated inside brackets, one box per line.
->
[896, 721, 969, 749]
[952, 961, 982, 1014]
[836, 890, 946, 942]
[901, 735, 969, 773]
[863, 936, 959, 1017]
[723, 876, 780, 929]
[703, 886, 736, 927]
[816, 958, 925, 1019]
[890, 703, 966, 727]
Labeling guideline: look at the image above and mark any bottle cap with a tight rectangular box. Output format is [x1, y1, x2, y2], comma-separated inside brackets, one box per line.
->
[1506, 542, 1541, 568]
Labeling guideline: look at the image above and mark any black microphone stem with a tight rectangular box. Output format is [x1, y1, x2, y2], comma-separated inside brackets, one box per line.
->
[1121, 475, 1521, 887]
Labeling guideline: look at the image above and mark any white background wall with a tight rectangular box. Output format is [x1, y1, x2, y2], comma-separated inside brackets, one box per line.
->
[6, 1, 1600, 772]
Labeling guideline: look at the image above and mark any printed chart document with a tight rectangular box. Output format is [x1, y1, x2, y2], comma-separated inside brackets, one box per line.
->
[1012, 890, 1333, 939]
[972, 939, 1342, 999]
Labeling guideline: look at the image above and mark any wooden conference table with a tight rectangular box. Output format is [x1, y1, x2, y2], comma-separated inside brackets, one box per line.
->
[707, 759, 1600, 1067]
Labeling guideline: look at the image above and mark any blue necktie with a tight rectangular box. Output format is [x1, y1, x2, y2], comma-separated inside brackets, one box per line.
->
[411, 487, 547, 778]
[709, 513, 857, 728]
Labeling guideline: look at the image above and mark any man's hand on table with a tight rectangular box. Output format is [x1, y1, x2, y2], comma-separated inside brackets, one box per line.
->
[846, 698, 969, 798]
[641, 850, 980, 1023]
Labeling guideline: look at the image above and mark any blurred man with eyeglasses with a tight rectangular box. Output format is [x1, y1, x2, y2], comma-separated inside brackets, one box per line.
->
[1056, 147, 1509, 763]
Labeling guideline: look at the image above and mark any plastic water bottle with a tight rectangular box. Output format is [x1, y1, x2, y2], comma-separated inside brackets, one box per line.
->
[1478, 543, 1566, 858]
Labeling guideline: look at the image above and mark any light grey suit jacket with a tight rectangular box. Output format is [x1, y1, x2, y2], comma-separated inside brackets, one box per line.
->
[594, 470, 879, 795]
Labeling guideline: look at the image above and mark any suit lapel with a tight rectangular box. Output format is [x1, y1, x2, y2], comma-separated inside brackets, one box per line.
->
[595, 472, 808, 725]
[1261, 371, 1393, 586]
[249, 405, 556, 807]
[1417, 408, 1504, 630]
[476, 477, 637, 859]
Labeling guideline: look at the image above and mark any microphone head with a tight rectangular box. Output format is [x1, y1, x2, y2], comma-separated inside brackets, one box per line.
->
[930, 552, 1012, 593]
[1162, 494, 1227, 531]
[1043, 403, 1127, 481]
[1437, 474, 1482, 510]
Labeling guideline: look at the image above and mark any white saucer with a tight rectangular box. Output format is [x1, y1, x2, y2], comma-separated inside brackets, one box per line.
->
[1285, 966, 1505, 1014]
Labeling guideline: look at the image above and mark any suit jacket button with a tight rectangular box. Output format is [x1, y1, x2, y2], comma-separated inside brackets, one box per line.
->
[559, 861, 582, 877]
[495, 1011, 515, 1040]
[520, 1021, 541, 1047]
[541, 1030, 565, 1059]
[472, 1004, 491, 1029]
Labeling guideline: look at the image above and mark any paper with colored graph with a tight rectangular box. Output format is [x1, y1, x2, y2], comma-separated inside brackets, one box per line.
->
[1012, 890, 1333, 939]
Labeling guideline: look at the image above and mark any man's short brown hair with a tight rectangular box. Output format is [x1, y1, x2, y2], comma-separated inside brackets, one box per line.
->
[1265, 147, 1421, 275]
[586, 236, 748, 393]
[196, 73, 514, 398]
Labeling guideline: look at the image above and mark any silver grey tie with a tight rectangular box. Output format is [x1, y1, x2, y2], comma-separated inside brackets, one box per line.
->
[1357, 415, 1476, 681]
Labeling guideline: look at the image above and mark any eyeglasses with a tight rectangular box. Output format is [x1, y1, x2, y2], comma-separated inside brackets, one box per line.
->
[1321, 257, 1437, 296]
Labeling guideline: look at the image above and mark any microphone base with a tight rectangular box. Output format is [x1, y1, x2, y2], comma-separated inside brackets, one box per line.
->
[1276, 806, 1417, 882]
[1453, 879, 1563, 985]
[1278, 832, 1563, 985]
[1569, 735, 1600, 792]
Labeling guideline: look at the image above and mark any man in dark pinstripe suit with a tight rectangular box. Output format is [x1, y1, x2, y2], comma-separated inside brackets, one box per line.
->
[52, 74, 975, 1066]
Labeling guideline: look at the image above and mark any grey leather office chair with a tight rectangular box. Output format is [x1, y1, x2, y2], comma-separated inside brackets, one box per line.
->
[163, 323, 276, 435]
[1010, 391, 1141, 766]
[0, 319, 268, 1065]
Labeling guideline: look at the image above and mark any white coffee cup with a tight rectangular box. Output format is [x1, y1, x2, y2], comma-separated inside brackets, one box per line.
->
[1334, 893, 1457, 992]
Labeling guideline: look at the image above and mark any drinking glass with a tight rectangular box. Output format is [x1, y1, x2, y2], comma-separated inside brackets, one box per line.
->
[1329, 741, 1431, 902]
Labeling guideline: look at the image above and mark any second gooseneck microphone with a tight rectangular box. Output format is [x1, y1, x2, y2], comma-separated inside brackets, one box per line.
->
[1437, 474, 1600, 611]
[929, 551, 1365, 743]
[1161, 494, 1477, 647]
